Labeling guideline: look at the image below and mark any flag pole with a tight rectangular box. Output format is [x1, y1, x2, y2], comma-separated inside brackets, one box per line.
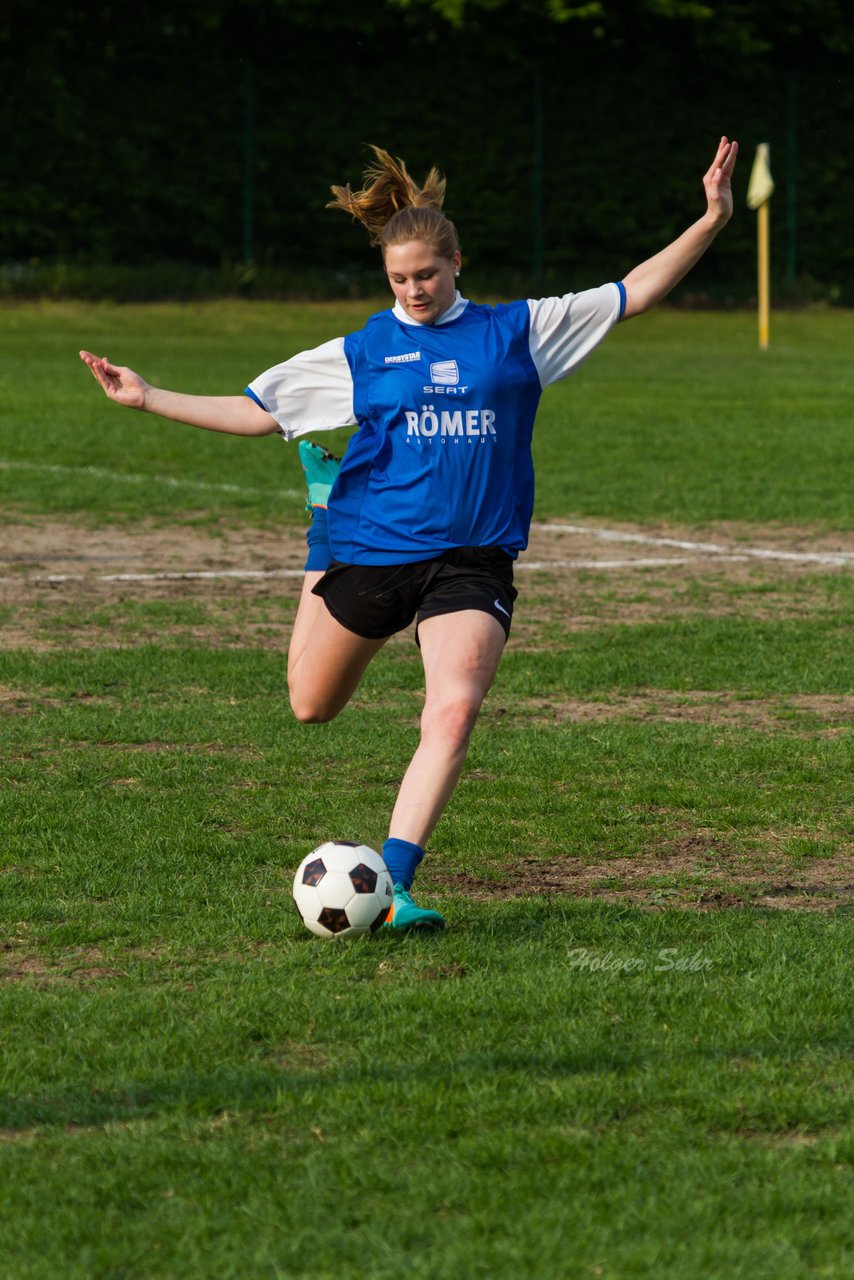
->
[757, 200, 770, 350]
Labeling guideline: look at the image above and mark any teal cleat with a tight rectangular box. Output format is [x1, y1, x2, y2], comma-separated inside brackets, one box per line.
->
[298, 439, 341, 512]
[383, 884, 446, 932]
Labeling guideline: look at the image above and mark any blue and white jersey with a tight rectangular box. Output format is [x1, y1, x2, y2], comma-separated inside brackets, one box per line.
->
[247, 285, 624, 565]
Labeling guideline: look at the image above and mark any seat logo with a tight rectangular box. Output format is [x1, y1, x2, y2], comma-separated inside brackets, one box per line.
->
[429, 359, 459, 385]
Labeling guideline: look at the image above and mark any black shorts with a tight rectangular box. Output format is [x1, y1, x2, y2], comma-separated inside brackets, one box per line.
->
[311, 546, 518, 641]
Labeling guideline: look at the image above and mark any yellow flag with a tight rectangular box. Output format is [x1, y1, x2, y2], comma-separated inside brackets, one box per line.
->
[747, 143, 775, 209]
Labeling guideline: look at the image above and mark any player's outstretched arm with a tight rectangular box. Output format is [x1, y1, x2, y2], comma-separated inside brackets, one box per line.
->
[620, 137, 738, 321]
[78, 351, 279, 437]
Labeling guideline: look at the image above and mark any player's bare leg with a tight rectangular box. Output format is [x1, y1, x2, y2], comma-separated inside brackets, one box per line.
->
[380, 608, 505, 930]
[288, 441, 385, 722]
[287, 572, 386, 723]
[389, 609, 506, 847]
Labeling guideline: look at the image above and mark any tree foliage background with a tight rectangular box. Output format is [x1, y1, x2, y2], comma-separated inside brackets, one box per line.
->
[2, 0, 851, 300]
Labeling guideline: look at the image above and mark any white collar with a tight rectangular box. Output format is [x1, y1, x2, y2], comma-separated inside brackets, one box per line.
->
[392, 291, 469, 327]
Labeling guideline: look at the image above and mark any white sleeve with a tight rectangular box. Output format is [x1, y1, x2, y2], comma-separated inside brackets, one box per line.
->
[246, 337, 357, 441]
[527, 283, 624, 388]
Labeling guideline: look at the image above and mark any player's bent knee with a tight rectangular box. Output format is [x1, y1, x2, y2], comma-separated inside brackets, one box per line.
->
[288, 685, 340, 725]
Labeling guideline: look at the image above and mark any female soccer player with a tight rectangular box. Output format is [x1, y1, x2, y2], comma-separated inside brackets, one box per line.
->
[80, 137, 738, 930]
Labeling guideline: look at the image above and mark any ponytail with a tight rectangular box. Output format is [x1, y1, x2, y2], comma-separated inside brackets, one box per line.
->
[328, 146, 461, 260]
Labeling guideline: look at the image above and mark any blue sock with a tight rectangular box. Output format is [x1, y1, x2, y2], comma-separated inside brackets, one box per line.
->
[382, 838, 424, 891]
[304, 505, 332, 572]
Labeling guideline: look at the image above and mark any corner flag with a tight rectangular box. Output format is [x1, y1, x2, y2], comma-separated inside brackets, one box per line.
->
[747, 144, 774, 349]
[747, 143, 775, 210]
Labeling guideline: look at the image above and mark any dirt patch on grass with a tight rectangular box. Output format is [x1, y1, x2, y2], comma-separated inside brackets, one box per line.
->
[1, 514, 851, 650]
[428, 843, 854, 913]
[0, 516, 305, 577]
[509, 690, 854, 733]
[0, 943, 129, 984]
[0, 940, 192, 987]
[0, 516, 305, 651]
[730, 1129, 836, 1147]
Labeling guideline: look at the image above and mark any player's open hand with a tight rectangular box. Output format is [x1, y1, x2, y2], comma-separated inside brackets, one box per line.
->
[703, 136, 738, 227]
[79, 350, 149, 409]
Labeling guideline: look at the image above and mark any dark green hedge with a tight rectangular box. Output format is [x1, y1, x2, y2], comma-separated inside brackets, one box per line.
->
[2, 1, 851, 301]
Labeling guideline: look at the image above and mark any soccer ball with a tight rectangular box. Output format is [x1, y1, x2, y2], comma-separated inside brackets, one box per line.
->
[292, 842, 393, 939]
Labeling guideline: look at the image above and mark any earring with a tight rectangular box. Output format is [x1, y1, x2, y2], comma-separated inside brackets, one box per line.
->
[454, 271, 460, 277]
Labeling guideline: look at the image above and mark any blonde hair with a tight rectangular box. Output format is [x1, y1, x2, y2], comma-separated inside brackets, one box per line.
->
[327, 146, 461, 259]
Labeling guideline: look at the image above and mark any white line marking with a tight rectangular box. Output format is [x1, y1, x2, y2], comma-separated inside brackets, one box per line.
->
[0, 556, 759, 585]
[0, 459, 298, 499]
[517, 556, 753, 571]
[2, 569, 306, 584]
[2, 508, 850, 585]
[532, 523, 854, 567]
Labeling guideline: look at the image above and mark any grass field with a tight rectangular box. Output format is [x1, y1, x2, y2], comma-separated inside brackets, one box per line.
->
[1, 301, 853, 1278]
